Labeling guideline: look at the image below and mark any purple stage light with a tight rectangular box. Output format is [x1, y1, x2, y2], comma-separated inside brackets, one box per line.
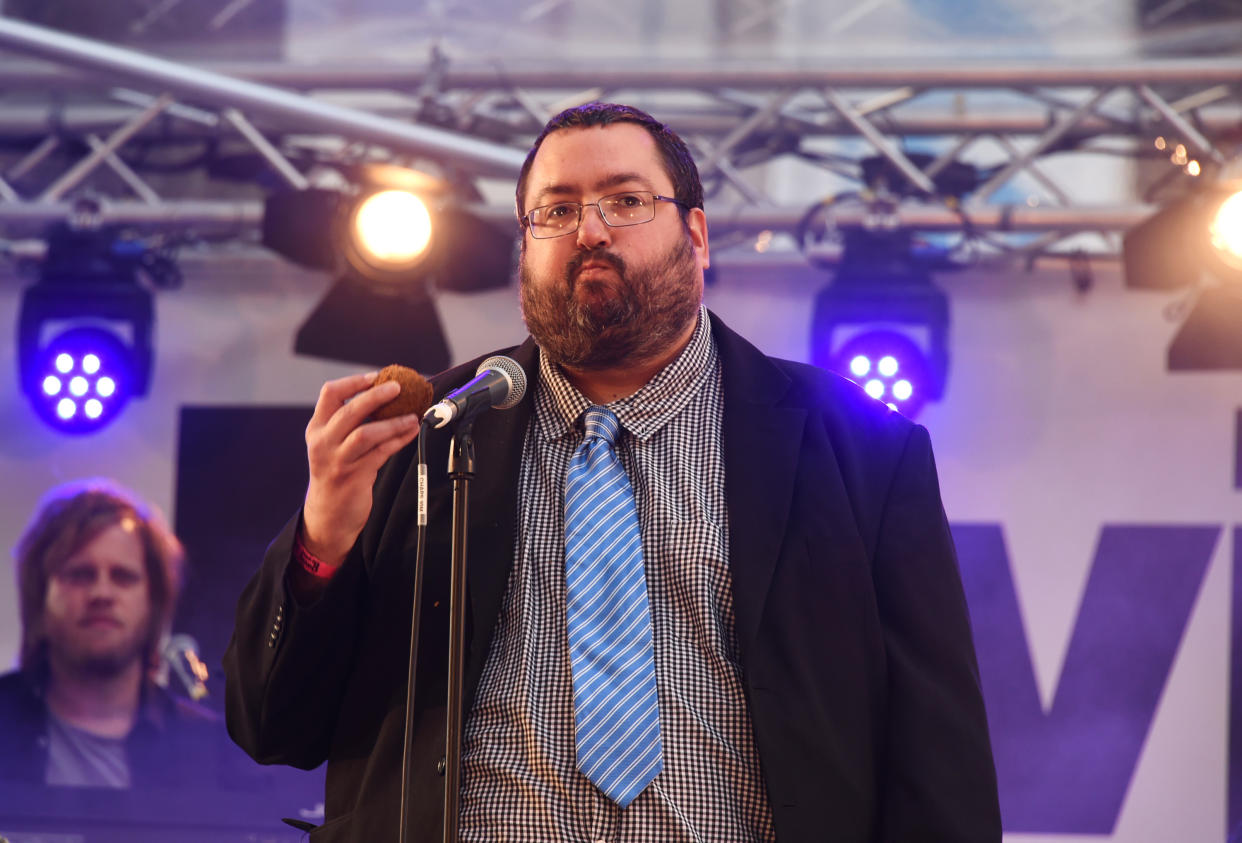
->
[830, 330, 932, 418]
[25, 327, 134, 434]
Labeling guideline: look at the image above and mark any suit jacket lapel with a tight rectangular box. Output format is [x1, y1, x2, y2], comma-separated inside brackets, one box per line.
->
[712, 313, 806, 664]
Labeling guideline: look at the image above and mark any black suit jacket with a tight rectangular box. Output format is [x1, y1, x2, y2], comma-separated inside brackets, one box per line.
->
[224, 312, 1001, 842]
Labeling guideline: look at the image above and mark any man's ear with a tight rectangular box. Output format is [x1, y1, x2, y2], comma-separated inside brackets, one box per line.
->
[687, 207, 709, 269]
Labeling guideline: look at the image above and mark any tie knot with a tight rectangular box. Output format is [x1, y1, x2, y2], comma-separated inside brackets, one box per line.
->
[581, 406, 620, 446]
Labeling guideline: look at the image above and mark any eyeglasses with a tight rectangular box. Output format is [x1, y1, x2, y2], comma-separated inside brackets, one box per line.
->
[522, 190, 688, 239]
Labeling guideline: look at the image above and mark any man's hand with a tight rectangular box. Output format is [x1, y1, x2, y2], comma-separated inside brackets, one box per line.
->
[301, 372, 422, 567]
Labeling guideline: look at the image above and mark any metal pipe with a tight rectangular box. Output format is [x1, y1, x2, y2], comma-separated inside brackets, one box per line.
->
[222, 108, 309, 191]
[180, 58, 1242, 91]
[823, 88, 936, 194]
[1138, 84, 1227, 166]
[0, 17, 525, 177]
[4, 55, 1242, 92]
[0, 199, 1151, 233]
[40, 93, 173, 201]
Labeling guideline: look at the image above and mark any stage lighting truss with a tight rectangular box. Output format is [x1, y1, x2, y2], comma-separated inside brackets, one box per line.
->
[4, 14, 1242, 270]
[17, 222, 157, 435]
[810, 233, 950, 419]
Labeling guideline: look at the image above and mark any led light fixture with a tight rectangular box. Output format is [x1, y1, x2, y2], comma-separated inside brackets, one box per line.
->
[18, 214, 154, 435]
[810, 230, 949, 419]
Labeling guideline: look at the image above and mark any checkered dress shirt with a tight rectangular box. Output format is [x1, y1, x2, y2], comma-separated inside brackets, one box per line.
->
[459, 307, 775, 842]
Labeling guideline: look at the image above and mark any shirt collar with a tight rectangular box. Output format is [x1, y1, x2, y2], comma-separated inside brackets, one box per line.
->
[535, 305, 715, 443]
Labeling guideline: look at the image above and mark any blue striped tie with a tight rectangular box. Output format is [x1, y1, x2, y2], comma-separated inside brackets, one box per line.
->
[564, 406, 663, 808]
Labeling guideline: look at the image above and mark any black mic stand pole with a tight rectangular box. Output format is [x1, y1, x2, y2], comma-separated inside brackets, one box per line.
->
[442, 418, 475, 843]
[398, 421, 431, 843]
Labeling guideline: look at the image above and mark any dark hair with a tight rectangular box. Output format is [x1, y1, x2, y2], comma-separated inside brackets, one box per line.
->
[515, 102, 704, 224]
[13, 479, 185, 675]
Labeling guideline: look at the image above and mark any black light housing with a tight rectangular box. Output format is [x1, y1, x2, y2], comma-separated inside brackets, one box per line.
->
[294, 269, 452, 372]
[17, 217, 155, 433]
[810, 229, 950, 418]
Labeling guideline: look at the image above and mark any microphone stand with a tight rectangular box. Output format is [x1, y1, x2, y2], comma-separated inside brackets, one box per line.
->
[442, 417, 475, 843]
[395, 415, 476, 843]
[397, 355, 526, 841]
[398, 421, 431, 843]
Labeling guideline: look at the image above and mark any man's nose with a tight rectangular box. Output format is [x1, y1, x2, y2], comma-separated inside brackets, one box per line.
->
[87, 577, 117, 601]
[575, 203, 612, 249]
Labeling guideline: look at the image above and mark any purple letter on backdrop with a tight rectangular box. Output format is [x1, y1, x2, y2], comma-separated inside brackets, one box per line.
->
[953, 524, 1217, 834]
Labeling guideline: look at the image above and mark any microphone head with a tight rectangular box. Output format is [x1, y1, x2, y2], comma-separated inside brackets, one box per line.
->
[476, 355, 527, 409]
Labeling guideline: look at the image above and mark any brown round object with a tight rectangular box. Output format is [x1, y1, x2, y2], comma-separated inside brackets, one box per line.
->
[371, 364, 434, 421]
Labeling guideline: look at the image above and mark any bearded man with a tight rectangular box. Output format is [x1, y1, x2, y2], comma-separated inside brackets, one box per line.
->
[0, 480, 222, 789]
[224, 103, 1001, 842]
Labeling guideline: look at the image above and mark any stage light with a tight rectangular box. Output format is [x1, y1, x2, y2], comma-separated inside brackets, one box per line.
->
[1124, 182, 1242, 369]
[347, 189, 433, 274]
[18, 211, 156, 434]
[829, 330, 935, 418]
[22, 326, 137, 434]
[1123, 183, 1242, 289]
[1209, 190, 1242, 269]
[263, 170, 518, 372]
[810, 230, 949, 419]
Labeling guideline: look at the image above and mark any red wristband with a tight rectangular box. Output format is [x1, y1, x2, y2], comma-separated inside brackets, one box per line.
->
[294, 536, 339, 579]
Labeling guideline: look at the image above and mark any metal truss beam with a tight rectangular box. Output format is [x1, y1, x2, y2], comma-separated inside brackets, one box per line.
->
[0, 17, 1235, 266]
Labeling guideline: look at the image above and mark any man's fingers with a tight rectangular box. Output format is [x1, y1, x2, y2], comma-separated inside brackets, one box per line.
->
[322, 380, 411, 442]
[352, 419, 422, 473]
[309, 372, 380, 429]
[335, 411, 422, 468]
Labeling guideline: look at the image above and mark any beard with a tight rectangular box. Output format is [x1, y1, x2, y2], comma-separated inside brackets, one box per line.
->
[45, 618, 152, 680]
[519, 231, 702, 371]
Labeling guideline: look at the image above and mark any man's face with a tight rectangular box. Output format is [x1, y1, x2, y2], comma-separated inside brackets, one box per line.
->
[43, 520, 152, 679]
[519, 122, 710, 370]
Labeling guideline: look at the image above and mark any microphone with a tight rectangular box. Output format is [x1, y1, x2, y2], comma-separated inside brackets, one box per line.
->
[160, 634, 210, 701]
[423, 355, 527, 429]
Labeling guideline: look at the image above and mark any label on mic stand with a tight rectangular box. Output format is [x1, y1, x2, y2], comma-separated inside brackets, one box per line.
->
[417, 462, 429, 526]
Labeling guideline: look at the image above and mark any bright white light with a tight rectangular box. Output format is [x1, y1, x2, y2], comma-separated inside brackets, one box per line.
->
[42, 376, 62, 396]
[69, 376, 89, 397]
[864, 379, 885, 399]
[1209, 191, 1242, 268]
[878, 356, 899, 377]
[96, 377, 116, 398]
[353, 190, 433, 265]
[84, 399, 103, 419]
[57, 398, 76, 419]
[55, 353, 74, 374]
[887, 402, 898, 411]
[849, 355, 871, 377]
[892, 380, 913, 401]
[82, 354, 101, 375]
